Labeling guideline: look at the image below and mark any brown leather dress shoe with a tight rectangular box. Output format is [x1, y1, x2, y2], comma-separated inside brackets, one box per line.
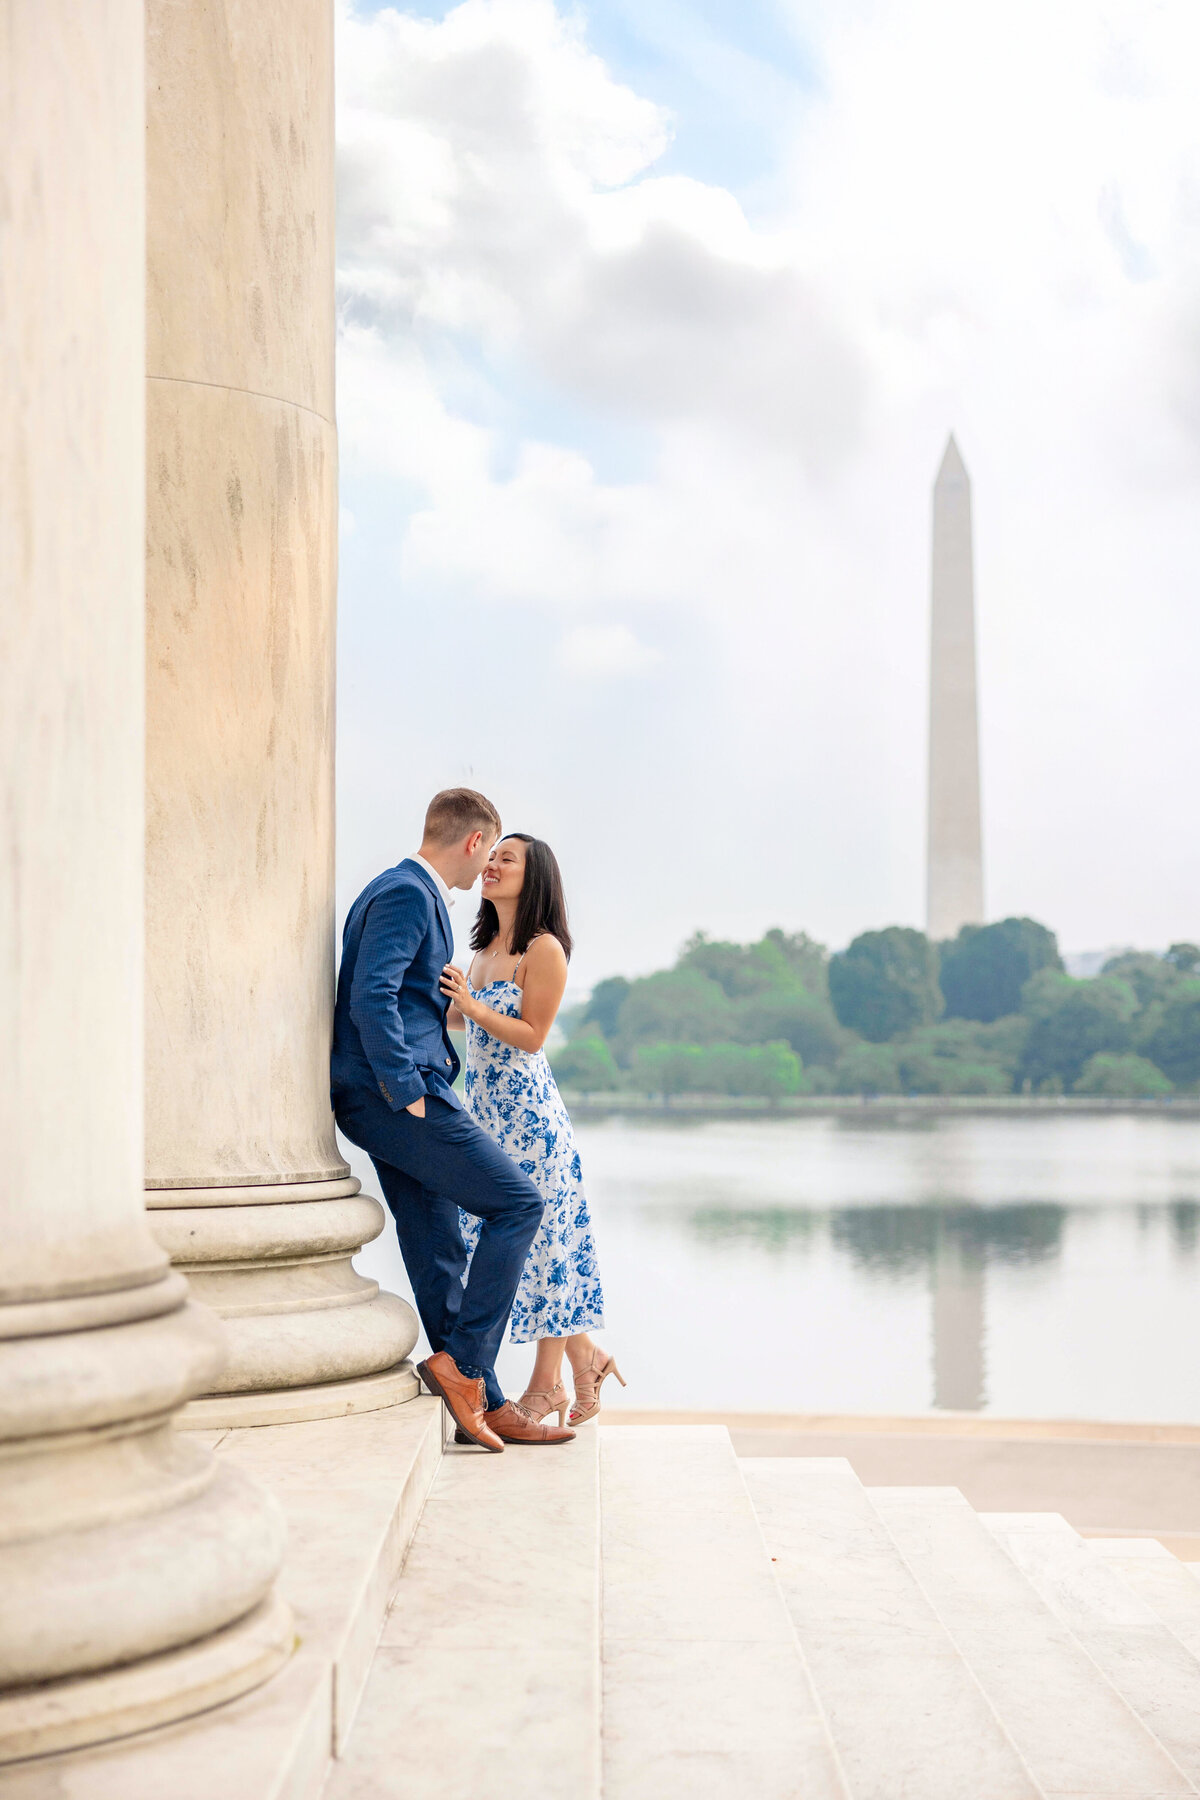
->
[417, 1352, 504, 1453]
[454, 1399, 575, 1447]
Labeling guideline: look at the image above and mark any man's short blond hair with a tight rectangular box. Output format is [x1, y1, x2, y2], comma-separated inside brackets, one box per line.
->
[422, 787, 502, 848]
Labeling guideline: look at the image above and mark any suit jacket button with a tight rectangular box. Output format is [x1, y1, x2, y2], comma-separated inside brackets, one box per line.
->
[445, 1058, 452, 1066]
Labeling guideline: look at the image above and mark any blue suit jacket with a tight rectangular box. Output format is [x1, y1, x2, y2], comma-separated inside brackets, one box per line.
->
[331, 859, 461, 1112]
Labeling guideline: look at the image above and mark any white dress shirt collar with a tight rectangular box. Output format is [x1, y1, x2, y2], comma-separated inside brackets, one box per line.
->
[412, 852, 455, 910]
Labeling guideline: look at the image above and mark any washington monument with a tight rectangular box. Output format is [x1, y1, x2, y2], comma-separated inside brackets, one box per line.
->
[926, 435, 984, 940]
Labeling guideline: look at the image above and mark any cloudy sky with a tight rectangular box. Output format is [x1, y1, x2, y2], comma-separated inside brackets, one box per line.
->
[334, 0, 1200, 990]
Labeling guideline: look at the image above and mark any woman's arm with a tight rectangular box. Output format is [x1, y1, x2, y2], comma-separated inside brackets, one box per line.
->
[440, 937, 568, 1053]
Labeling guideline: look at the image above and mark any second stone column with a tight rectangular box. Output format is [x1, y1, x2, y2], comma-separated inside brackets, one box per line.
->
[145, 0, 416, 1424]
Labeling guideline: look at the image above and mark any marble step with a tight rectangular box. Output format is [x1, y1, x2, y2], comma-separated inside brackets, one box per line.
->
[324, 1425, 602, 1800]
[980, 1512, 1200, 1788]
[744, 1457, 1040, 1800]
[872, 1485, 1194, 1798]
[1088, 1539, 1200, 1665]
[10, 1393, 447, 1800]
[600, 1428, 846, 1800]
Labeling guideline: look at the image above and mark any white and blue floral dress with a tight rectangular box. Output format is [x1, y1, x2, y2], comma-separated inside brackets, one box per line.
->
[458, 978, 605, 1344]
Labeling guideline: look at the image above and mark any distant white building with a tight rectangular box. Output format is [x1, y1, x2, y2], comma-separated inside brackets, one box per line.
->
[1063, 947, 1138, 978]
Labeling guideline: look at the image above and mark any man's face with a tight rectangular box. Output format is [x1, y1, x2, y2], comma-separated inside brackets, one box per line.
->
[461, 829, 498, 887]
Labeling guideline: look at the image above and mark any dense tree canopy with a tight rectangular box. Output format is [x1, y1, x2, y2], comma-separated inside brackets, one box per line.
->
[895, 1018, 1025, 1095]
[828, 927, 942, 1043]
[940, 918, 1062, 1023]
[1142, 985, 1200, 1086]
[677, 934, 776, 999]
[1101, 952, 1179, 1009]
[759, 929, 830, 999]
[1019, 972, 1137, 1091]
[832, 1042, 901, 1095]
[609, 967, 732, 1063]
[558, 918, 1198, 1099]
[549, 1035, 619, 1094]
[582, 975, 631, 1039]
[727, 990, 843, 1067]
[630, 1040, 803, 1101]
[1074, 1053, 1172, 1098]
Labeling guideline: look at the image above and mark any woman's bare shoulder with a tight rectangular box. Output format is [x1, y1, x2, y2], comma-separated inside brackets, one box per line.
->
[524, 934, 568, 972]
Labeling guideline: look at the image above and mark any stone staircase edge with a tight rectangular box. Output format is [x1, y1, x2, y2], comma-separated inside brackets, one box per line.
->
[871, 1483, 1199, 1794]
[748, 1458, 1048, 1799]
[729, 1450, 853, 1799]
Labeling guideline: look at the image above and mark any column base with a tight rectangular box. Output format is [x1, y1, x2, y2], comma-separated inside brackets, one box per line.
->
[0, 1592, 294, 1765]
[178, 1358, 421, 1429]
[148, 1179, 420, 1404]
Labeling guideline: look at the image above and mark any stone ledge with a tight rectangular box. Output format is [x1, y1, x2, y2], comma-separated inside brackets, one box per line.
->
[602, 1408, 1200, 1444]
[6, 1396, 446, 1798]
[179, 1359, 420, 1429]
[0, 1595, 295, 1765]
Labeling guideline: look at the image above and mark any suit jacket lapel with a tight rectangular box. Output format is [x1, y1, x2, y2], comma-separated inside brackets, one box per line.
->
[402, 859, 454, 962]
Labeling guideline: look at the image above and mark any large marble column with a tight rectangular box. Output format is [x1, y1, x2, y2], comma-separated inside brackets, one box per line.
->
[144, 0, 416, 1425]
[0, 0, 290, 1761]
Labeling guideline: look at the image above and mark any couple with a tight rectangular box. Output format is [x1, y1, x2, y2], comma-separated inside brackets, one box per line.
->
[330, 787, 623, 1452]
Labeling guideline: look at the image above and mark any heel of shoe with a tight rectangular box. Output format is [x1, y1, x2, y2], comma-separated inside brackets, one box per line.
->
[611, 1361, 627, 1389]
[557, 1401, 570, 1427]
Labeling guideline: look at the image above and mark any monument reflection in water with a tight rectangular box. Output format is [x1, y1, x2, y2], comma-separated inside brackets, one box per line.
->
[690, 1200, 1066, 1412]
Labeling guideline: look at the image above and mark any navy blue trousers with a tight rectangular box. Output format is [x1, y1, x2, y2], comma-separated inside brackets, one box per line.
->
[334, 1086, 543, 1410]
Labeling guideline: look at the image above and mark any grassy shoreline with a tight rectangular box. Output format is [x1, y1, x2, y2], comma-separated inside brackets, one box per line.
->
[560, 1091, 1200, 1121]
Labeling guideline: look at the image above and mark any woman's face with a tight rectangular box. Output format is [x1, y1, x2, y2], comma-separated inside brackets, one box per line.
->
[481, 836, 526, 904]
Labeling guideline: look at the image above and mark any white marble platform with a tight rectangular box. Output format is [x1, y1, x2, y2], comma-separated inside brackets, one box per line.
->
[331, 1428, 1200, 1800]
[16, 1424, 1200, 1799]
[5, 1397, 445, 1800]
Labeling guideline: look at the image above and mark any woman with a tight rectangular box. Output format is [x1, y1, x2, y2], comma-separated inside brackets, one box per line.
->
[440, 833, 623, 1428]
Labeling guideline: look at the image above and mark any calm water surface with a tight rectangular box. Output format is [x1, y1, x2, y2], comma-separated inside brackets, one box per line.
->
[351, 1113, 1200, 1421]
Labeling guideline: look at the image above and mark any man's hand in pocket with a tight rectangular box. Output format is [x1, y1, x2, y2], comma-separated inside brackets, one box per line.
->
[406, 1096, 426, 1119]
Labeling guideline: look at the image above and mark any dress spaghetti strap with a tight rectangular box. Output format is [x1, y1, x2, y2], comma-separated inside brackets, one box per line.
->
[511, 934, 546, 983]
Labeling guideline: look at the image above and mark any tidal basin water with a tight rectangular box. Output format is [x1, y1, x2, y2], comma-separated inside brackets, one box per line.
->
[350, 1112, 1200, 1422]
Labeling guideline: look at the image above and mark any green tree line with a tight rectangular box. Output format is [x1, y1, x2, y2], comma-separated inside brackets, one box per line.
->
[550, 920, 1200, 1101]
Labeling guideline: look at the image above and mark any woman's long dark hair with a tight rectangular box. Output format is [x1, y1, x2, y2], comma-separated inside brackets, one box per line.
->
[470, 833, 573, 961]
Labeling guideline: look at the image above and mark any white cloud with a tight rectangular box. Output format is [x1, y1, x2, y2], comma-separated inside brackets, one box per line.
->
[556, 623, 662, 677]
[337, 0, 862, 464]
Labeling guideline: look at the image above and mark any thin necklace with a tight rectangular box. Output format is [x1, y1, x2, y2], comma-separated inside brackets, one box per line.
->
[482, 932, 513, 967]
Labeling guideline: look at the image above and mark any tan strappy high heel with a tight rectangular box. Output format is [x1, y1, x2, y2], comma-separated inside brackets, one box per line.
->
[568, 1349, 626, 1426]
[517, 1380, 570, 1428]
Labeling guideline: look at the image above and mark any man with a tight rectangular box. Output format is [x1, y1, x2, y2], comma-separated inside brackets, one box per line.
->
[332, 788, 574, 1451]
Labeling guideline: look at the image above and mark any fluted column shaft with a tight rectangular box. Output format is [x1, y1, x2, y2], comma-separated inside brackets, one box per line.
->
[0, 0, 289, 1761]
[144, 0, 416, 1424]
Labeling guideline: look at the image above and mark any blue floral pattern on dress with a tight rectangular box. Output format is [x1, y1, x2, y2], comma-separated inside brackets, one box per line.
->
[459, 980, 605, 1344]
